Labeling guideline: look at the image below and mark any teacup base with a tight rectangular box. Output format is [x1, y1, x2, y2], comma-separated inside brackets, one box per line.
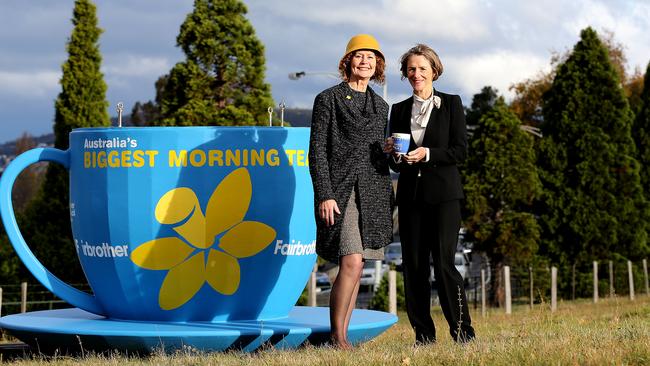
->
[0, 307, 397, 354]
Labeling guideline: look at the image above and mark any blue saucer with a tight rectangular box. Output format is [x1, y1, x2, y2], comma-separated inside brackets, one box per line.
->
[0, 307, 397, 353]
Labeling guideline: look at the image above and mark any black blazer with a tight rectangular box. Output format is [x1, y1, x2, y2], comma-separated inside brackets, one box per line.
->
[389, 90, 467, 205]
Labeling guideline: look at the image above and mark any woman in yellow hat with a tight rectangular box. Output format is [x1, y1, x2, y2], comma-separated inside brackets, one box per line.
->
[308, 34, 393, 348]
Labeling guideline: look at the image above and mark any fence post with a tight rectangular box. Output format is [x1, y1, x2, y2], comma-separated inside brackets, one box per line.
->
[571, 263, 576, 300]
[473, 277, 478, 310]
[0, 287, 2, 317]
[21, 282, 28, 313]
[481, 269, 486, 317]
[529, 266, 534, 309]
[643, 259, 649, 296]
[627, 260, 635, 301]
[609, 260, 614, 297]
[593, 261, 598, 303]
[388, 270, 397, 315]
[374, 261, 382, 292]
[504, 266, 511, 315]
[308, 264, 317, 307]
[551, 266, 557, 312]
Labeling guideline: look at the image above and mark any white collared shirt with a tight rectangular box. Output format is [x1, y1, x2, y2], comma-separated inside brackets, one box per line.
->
[410, 93, 435, 162]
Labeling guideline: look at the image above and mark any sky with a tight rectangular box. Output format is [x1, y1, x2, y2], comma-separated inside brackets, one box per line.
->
[1, 0, 649, 144]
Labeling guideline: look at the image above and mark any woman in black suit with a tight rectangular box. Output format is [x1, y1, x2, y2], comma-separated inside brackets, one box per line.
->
[386, 44, 475, 344]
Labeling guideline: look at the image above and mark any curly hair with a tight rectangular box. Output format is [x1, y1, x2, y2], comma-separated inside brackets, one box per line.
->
[338, 50, 385, 84]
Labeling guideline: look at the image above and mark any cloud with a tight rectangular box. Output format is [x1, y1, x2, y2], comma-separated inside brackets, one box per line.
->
[0, 70, 60, 98]
[103, 56, 172, 78]
[445, 50, 550, 101]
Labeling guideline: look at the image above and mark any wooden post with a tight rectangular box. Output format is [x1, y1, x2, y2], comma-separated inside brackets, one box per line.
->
[628, 260, 635, 301]
[481, 269, 486, 317]
[21, 282, 27, 313]
[609, 260, 614, 297]
[571, 263, 576, 300]
[308, 264, 317, 307]
[551, 266, 557, 312]
[504, 266, 511, 315]
[388, 270, 397, 315]
[529, 266, 534, 309]
[643, 259, 649, 296]
[0, 287, 3, 318]
[593, 261, 598, 303]
[374, 261, 382, 292]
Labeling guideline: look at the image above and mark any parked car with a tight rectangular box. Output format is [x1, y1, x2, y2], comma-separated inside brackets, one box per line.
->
[384, 242, 402, 267]
[360, 260, 389, 287]
[315, 272, 331, 292]
[430, 251, 471, 287]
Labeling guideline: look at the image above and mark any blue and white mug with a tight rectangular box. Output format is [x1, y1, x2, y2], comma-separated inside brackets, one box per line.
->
[391, 133, 410, 155]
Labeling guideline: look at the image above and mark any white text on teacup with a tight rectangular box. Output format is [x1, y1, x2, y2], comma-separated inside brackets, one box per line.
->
[75, 239, 129, 258]
[274, 240, 316, 256]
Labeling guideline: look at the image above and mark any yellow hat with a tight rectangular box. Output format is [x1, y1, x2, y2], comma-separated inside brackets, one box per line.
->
[343, 34, 384, 60]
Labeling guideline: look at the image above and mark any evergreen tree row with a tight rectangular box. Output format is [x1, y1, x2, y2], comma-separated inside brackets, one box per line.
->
[463, 27, 650, 302]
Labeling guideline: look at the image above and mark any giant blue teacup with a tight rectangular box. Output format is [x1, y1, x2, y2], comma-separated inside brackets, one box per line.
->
[0, 127, 316, 322]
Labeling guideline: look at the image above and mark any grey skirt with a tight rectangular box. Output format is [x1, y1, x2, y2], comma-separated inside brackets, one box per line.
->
[338, 187, 384, 261]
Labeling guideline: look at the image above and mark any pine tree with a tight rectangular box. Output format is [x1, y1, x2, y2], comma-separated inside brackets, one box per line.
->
[538, 28, 648, 271]
[633, 62, 650, 209]
[464, 86, 499, 128]
[18, 0, 109, 282]
[152, 0, 274, 126]
[463, 98, 541, 305]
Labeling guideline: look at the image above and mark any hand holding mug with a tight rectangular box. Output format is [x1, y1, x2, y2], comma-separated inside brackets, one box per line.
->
[383, 137, 395, 154]
[404, 147, 427, 165]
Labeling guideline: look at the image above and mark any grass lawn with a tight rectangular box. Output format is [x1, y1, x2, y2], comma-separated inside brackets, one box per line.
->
[4, 295, 650, 365]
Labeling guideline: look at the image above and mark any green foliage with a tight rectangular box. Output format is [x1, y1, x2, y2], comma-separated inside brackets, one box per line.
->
[151, 0, 274, 126]
[465, 86, 499, 127]
[16, 0, 108, 283]
[463, 98, 542, 267]
[53, 0, 110, 146]
[633, 62, 650, 215]
[296, 285, 308, 306]
[369, 271, 405, 312]
[0, 231, 20, 283]
[538, 27, 649, 266]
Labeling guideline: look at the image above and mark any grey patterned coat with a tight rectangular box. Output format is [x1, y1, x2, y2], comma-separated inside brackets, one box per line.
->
[308, 82, 394, 263]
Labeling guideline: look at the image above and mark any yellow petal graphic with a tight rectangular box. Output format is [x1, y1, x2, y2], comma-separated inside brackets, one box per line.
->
[206, 249, 240, 295]
[131, 237, 194, 270]
[219, 221, 276, 258]
[159, 252, 206, 310]
[173, 209, 209, 249]
[155, 187, 199, 224]
[205, 168, 251, 241]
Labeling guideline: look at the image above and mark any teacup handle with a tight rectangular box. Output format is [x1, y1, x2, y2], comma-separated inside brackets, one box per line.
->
[0, 148, 104, 315]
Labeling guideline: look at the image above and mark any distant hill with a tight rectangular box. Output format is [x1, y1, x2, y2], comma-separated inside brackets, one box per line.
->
[0, 132, 55, 155]
[284, 108, 312, 127]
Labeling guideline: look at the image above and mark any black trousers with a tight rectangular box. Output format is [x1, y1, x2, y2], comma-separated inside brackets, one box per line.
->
[399, 198, 474, 342]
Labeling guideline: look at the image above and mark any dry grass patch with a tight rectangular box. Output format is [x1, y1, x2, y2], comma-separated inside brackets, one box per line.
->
[5, 296, 650, 365]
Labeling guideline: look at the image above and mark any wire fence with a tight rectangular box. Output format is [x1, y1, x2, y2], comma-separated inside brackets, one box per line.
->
[1, 258, 647, 317]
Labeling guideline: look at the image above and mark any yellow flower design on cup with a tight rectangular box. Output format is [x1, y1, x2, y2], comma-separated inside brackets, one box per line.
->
[130, 168, 276, 310]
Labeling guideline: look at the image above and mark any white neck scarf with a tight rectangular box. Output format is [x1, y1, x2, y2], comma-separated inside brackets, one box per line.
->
[413, 93, 441, 128]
